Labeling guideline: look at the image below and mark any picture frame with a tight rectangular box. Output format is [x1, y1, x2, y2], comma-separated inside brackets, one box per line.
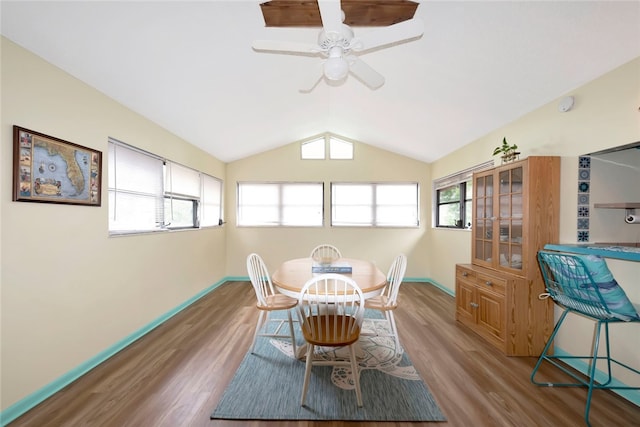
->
[13, 126, 102, 206]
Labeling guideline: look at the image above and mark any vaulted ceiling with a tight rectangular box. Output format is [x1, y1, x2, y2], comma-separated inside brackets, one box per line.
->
[1, 1, 639, 163]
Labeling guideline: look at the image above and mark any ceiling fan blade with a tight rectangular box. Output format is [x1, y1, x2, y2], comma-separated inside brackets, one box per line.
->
[348, 57, 385, 90]
[318, 0, 343, 35]
[252, 39, 320, 56]
[352, 18, 424, 53]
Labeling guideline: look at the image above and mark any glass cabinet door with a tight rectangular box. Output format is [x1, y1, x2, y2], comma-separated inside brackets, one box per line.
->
[473, 172, 493, 265]
[497, 166, 523, 271]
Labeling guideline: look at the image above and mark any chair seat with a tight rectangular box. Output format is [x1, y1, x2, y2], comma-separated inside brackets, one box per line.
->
[258, 294, 298, 311]
[364, 295, 397, 311]
[301, 315, 361, 346]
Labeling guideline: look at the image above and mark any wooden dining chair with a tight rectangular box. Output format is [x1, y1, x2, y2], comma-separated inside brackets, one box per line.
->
[309, 244, 342, 264]
[364, 253, 407, 353]
[297, 273, 365, 407]
[246, 253, 298, 356]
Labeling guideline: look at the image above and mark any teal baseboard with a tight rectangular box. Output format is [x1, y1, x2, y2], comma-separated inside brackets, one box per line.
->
[0, 278, 229, 426]
[407, 277, 455, 297]
[551, 347, 640, 407]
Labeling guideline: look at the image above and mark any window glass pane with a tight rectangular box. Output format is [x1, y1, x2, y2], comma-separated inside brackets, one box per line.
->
[377, 184, 415, 204]
[164, 197, 195, 228]
[438, 203, 460, 227]
[237, 182, 323, 226]
[301, 138, 325, 159]
[109, 141, 164, 233]
[109, 143, 163, 195]
[332, 183, 418, 227]
[109, 191, 161, 232]
[329, 137, 353, 159]
[165, 162, 200, 198]
[201, 174, 222, 227]
[333, 184, 372, 205]
[464, 200, 472, 228]
[333, 205, 372, 226]
[438, 185, 460, 203]
[282, 184, 323, 226]
[377, 206, 417, 226]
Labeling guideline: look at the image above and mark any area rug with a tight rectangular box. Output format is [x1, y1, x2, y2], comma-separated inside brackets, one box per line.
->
[211, 314, 446, 421]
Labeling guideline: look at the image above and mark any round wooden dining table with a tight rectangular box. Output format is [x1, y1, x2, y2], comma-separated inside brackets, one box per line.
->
[272, 257, 387, 299]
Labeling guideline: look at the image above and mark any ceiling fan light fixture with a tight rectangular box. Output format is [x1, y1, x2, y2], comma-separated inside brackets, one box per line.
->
[324, 57, 349, 81]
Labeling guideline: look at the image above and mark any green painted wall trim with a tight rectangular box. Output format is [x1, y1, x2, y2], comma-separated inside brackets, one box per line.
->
[406, 277, 455, 297]
[0, 278, 228, 426]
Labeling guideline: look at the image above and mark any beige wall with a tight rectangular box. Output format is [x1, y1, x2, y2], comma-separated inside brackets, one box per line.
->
[225, 136, 432, 279]
[430, 57, 640, 391]
[2, 34, 639, 414]
[1, 38, 227, 410]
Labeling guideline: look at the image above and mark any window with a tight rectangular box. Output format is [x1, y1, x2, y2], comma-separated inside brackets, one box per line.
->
[108, 139, 223, 235]
[329, 135, 353, 159]
[301, 137, 325, 159]
[300, 133, 354, 160]
[237, 182, 323, 227]
[433, 160, 493, 229]
[331, 183, 419, 227]
[201, 174, 223, 227]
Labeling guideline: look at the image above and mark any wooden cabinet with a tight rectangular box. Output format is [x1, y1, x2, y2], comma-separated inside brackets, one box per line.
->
[455, 156, 559, 356]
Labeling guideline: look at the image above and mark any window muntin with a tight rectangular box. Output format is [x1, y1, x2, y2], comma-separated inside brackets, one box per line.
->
[108, 139, 223, 235]
[331, 182, 418, 227]
[237, 182, 323, 227]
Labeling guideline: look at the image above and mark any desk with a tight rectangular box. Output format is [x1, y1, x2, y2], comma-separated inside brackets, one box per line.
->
[272, 257, 387, 299]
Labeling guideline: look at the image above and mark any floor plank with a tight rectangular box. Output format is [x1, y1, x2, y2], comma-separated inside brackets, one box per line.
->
[7, 282, 640, 427]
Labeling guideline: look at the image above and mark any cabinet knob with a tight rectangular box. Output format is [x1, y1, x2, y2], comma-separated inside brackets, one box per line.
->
[485, 281, 493, 286]
[462, 272, 468, 277]
[470, 302, 479, 308]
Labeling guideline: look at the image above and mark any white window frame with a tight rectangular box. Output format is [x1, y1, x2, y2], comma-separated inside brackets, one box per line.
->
[237, 182, 324, 227]
[432, 160, 494, 229]
[331, 182, 419, 227]
[108, 138, 223, 235]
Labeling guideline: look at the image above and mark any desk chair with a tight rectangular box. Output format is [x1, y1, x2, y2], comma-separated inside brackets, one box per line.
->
[247, 253, 298, 356]
[364, 253, 407, 354]
[532, 251, 640, 427]
[297, 273, 365, 407]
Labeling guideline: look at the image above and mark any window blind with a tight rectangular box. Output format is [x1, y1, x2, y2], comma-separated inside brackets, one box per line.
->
[108, 139, 164, 233]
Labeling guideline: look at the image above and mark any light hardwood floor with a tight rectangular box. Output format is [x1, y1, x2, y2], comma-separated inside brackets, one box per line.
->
[7, 282, 640, 426]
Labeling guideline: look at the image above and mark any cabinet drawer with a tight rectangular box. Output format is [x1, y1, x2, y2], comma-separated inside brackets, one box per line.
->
[476, 272, 506, 295]
[456, 265, 476, 280]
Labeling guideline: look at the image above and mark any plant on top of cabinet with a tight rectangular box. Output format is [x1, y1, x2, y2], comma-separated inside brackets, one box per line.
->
[492, 137, 520, 163]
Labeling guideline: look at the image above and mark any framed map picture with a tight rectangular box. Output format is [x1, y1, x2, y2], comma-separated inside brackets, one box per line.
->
[13, 126, 102, 206]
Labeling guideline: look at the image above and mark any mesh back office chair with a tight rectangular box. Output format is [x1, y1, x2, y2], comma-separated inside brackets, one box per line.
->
[297, 273, 365, 407]
[247, 253, 298, 356]
[532, 251, 640, 426]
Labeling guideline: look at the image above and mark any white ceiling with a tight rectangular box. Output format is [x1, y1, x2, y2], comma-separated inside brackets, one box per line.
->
[2, 1, 639, 163]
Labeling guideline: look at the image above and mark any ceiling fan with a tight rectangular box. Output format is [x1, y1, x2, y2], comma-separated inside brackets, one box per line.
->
[252, 0, 424, 92]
